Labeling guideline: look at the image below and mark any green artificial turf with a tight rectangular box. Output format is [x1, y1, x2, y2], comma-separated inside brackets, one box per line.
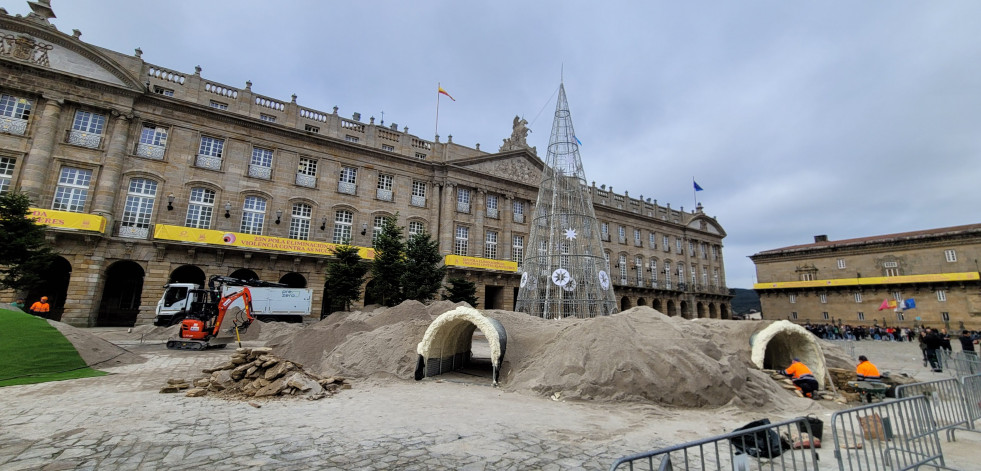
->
[0, 308, 106, 387]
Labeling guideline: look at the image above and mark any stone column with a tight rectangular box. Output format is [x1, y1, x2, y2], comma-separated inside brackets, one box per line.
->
[92, 114, 132, 228]
[19, 96, 63, 203]
[439, 183, 455, 255]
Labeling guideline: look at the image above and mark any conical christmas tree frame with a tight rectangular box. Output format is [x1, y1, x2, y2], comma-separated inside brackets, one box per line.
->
[515, 83, 618, 319]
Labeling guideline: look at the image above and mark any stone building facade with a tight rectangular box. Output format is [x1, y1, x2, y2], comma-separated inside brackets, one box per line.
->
[0, 4, 730, 326]
[751, 225, 981, 330]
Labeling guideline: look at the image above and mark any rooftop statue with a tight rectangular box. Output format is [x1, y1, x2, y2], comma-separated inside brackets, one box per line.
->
[499, 115, 531, 151]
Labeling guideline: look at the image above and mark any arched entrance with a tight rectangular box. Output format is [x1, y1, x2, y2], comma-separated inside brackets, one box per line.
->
[720, 304, 731, 320]
[169, 265, 205, 286]
[751, 320, 826, 389]
[415, 306, 507, 385]
[709, 304, 718, 319]
[620, 296, 632, 311]
[696, 302, 706, 318]
[681, 300, 690, 319]
[363, 279, 378, 306]
[652, 298, 662, 313]
[97, 260, 145, 327]
[666, 299, 676, 317]
[279, 272, 307, 288]
[26, 256, 72, 322]
[637, 297, 647, 307]
[229, 268, 259, 281]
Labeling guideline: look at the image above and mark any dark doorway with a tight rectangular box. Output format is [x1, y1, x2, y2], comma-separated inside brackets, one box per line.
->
[512, 287, 519, 311]
[652, 298, 662, 312]
[97, 260, 145, 327]
[637, 298, 647, 307]
[484, 285, 504, 309]
[25, 256, 72, 322]
[279, 272, 307, 288]
[363, 279, 377, 306]
[169, 265, 205, 286]
[620, 296, 632, 311]
[229, 268, 259, 281]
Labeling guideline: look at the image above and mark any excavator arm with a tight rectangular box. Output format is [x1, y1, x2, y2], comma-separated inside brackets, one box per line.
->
[210, 286, 254, 337]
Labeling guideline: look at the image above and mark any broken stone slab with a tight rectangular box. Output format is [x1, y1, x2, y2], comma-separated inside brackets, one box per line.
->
[284, 372, 322, 393]
[193, 378, 210, 388]
[166, 378, 188, 385]
[159, 386, 182, 393]
[264, 361, 294, 381]
[186, 388, 208, 397]
[254, 377, 288, 397]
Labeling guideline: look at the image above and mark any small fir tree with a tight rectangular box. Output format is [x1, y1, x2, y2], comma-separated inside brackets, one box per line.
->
[324, 244, 369, 313]
[0, 191, 54, 292]
[368, 214, 406, 307]
[442, 277, 478, 307]
[402, 231, 445, 303]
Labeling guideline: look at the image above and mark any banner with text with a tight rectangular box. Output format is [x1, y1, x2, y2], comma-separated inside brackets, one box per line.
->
[28, 207, 106, 233]
[445, 254, 518, 272]
[153, 224, 375, 259]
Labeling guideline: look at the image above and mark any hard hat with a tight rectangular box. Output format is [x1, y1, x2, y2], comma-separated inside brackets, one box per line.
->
[41, 296, 48, 301]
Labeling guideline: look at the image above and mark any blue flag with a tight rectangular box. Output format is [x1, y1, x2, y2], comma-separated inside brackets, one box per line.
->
[903, 298, 916, 310]
[693, 181, 704, 192]
[573, 135, 583, 146]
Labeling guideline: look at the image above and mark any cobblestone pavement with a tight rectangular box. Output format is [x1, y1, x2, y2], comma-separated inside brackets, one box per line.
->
[3, 340, 980, 470]
[0, 344, 671, 470]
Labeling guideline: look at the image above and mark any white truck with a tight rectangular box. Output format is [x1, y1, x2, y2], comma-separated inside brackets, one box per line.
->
[153, 276, 313, 326]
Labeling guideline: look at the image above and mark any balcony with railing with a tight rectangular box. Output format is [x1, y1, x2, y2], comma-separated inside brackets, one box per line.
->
[116, 221, 150, 239]
[295, 172, 316, 188]
[411, 195, 426, 207]
[457, 201, 471, 213]
[376, 188, 393, 201]
[513, 213, 525, 224]
[135, 143, 165, 160]
[195, 154, 222, 170]
[248, 164, 272, 179]
[486, 207, 498, 219]
[66, 130, 102, 149]
[0, 116, 28, 135]
[338, 181, 356, 195]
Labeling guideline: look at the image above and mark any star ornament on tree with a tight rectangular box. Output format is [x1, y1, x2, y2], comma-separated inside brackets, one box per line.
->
[564, 228, 577, 241]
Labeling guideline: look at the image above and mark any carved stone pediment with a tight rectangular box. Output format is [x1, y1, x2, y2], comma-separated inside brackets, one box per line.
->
[463, 157, 542, 186]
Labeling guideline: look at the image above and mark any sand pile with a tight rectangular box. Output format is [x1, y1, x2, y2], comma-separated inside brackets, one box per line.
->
[124, 318, 305, 343]
[267, 303, 812, 408]
[45, 320, 145, 368]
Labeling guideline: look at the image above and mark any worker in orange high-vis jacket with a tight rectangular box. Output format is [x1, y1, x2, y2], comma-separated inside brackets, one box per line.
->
[856, 355, 881, 381]
[29, 296, 50, 317]
[784, 358, 819, 399]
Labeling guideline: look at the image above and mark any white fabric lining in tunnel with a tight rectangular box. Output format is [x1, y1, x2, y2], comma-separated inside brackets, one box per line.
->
[415, 306, 507, 384]
[751, 320, 827, 389]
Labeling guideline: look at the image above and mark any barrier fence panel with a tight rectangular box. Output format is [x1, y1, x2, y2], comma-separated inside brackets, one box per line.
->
[831, 395, 951, 471]
[948, 352, 980, 377]
[609, 417, 819, 471]
[962, 374, 981, 425]
[895, 378, 972, 441]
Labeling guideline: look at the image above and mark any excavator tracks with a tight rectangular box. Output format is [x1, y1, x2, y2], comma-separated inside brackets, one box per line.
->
[165, 339, 226, 350]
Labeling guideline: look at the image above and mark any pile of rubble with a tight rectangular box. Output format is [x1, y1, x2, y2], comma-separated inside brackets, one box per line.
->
[826, 367, 918, 402]
[160, 347, 350, 400]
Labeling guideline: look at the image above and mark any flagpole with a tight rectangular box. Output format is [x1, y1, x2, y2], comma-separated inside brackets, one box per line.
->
[692, 176, 696, 208]
[435, 82, 441, 140]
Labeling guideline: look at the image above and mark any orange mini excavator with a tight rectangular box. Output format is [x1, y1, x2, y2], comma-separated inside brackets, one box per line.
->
[165, 286, 255, 350]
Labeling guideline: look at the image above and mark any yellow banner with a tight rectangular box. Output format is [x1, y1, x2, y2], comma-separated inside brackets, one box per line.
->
[754, 272, 980, 290]
[153, 224, 375, 259]
[445, 254, 518, 272]
[28, 207, 106, 233]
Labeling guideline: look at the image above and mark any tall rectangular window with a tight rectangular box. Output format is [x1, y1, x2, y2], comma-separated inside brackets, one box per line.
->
[649, 233, 656, 249]
[636, 256, 644, 286]
[701, 266, 708, 285]
[896, 312, 905, 321]
[937, 289, 947, 302]
[333, 210, 352, 243]
[676, 238, 682, 254]
[792, 312, 798, 320]
[248, 147, 274, 179]
[296, 157, 317, 187]
[634, 229, 641, 245]
[789, 294, 796, 304]
[944, 249, 957, 262]
[858, 312, 865, 321]
[408, 221, 424, 236]
[196, 136, 224, 170]
[650, 259, 658, 282]
[942, 312, 950, 322]
[411, 180, 426, 207]
[338, 166, 357, 194]
[618, 226, 626, 243]
[0, 157, 14, 193]
[372, 215, 385, 243]
[485, 231, 498, 259]
[512, 200, 525, 223]
[240, 196, 266, 235]
[619, 254, 627, 283]
[456, 188, 471, 213]
[512, 235, 524, 266]
[822, 312, 829, 320]
[688, 241, 695, 256]
[52, 167, 92, 212]
[854, 292, 862, 303]
[119, 178, 157, 238]
[454, 226, 469, 256]
[136, 123, 168, 159]
[69, 110, 105, 148]
[185, 187, 215, 229]
[288, 203, 311, 240]
[820, 293, 827, 303]
[663, 235, 670, 252]
[837, 258, 846, 269]
[486, 194, 499, 219]
[376, 174, 394, 202]
[0, 94, 31, 136]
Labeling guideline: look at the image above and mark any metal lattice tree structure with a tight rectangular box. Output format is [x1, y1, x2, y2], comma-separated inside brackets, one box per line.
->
[515, 83, 618, 319]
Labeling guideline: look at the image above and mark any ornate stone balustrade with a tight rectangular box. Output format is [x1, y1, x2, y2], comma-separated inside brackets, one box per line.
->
[67, 130, 102, 149]
[195, 154, 222, 170]
[135, 143, 165, 159]
[0, 116, 28, 135]
[295, 173, 316, 188]
[248, 164, 271, 179]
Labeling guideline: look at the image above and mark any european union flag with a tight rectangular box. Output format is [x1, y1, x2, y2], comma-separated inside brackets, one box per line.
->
[693, 181, 704, 192]
[573, 135, 583, 146]
[903, 298, 916, 310]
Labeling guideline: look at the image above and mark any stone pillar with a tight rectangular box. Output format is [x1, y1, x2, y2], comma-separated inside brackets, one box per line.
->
[439, 183, 455, 255]
[20, 96, 63, 203]
[92, 114, 132, 227]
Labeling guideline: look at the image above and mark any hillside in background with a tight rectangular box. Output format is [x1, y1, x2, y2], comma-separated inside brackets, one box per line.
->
[729, 288, 761, 315]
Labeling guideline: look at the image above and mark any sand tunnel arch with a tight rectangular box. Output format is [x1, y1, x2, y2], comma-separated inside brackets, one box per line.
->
[751, 320, 826, 388]
[415, 306, 508, 385]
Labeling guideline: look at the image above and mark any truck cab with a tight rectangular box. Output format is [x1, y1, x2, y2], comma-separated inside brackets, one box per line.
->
[153, 283, 200, 326]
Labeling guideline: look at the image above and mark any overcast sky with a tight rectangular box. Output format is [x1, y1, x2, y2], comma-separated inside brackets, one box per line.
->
[15, 1, 981, 288]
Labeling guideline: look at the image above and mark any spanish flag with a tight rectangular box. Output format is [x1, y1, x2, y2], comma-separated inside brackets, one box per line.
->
[878, 299, 898, 311]
[438, 86, 455, 101]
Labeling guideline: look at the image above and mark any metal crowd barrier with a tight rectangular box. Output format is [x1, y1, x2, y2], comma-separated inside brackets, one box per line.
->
[609, 417, 819, 471]
[830, 395, 953, 470]
[960, 374, 981, 425]
[895, 378, 972, 441]
[946, 352, 980, 377]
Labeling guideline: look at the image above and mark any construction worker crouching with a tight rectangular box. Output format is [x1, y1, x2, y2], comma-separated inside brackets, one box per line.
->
[856, 355, 881, 381]
[784, 358, 819, 399]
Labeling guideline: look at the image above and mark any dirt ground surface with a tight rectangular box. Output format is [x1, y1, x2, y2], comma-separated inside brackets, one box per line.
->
[1, 315, 979, 470]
